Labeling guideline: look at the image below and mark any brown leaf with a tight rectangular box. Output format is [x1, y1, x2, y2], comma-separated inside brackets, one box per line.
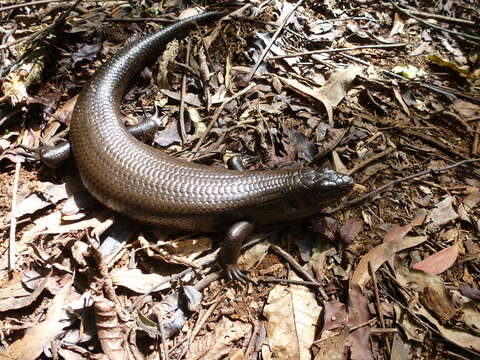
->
[412, 244, 459, 275]
[426, 196, 459, 231]
[187, 317, 251, 360]
[338, 217, 364, 247]
[347, 283, 373, 360]
[111, 268, 170, 293]
[313, 327, 349, 360]
[0, 279, 74, 360]
[421, 286, 457, 324]
[318, 66, 363, 107]
[352, 214, 426, 287]
[384, 214, 425, 243]
[0, 275, 48, 312]
[262, 271, 321, 360]
[94, 295, 127, 360]
[323, 299, 347, 330]
[275, 75, 333, 124]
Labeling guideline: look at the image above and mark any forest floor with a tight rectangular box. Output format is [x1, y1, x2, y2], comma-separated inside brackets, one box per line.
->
[0, 0, 480, 359]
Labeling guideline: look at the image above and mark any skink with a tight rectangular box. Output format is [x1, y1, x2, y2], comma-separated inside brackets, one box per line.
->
[66, 11, 353, 280]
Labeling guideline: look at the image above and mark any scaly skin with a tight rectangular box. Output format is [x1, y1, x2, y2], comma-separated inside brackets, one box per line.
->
[68, 12, 353, 276]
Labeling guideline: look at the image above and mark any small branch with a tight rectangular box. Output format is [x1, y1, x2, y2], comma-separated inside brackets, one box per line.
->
[388, 0, 480, 42]
[347, 146, 396, 176]
[179, 39, 192, 143]
[188, 83, 256, 160]
[270, 244, 329, 300]
[153, 306, 170, 360]
[188, 296, 224, 346]
[226, 15, 309, 40]
[473, 122, 480, 155]
[315, 16, 378, 24]
[400, 6, 476, 27]
[382, 70, 480, 106]
[259, 277, 321, 287]
[246, 0, 306, 82]
[103, 17, 175, 24]
[266, 43, 407, 60]
[369, 262, 391, 355]
[9, 162, 21, 270]
[370, 328, 399, 334]
[400, 129, 470, 160]
[0, 0, 61, 12]
[326, 158, 480, 214]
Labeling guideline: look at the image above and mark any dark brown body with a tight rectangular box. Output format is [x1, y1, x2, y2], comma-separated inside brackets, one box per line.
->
[69, 12, 353, 265]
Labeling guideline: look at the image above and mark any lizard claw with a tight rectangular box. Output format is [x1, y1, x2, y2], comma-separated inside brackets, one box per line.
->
[224, 264, 250, 283]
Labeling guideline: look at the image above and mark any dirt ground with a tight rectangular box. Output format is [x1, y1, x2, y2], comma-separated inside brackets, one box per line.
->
[0, 0, 479, 359]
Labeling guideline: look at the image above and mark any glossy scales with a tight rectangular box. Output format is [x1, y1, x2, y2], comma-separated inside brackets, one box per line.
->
[69, 12, 353, 233]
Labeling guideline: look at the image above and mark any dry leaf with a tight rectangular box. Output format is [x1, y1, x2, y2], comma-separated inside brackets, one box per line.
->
[412, 244, 459, 275]
[317, 66, 363, 107]
[275, 75, 333, 124]
[187, 317, 251, 360]
[93, 295, 127, 360]
[262, 272, 321, 360]
[0, 279, 74, 360]
[416, 305, 480, 352]
[390, 333, 411, 360]
[347, 283, 374, 360]
[397, 267, 457, 324]
[111, 268, 170, 293]
[352, 236, 427, 287]
[160, 89, 202, 106]
[426, 196, 459, 231]
[313, 327, 349, 360]
[238, 240, 270, 270]
[394, 302, 427, 342]
[0, 275, 48, 312]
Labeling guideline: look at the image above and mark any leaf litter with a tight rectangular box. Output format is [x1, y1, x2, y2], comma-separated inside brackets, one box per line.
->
[0, 0, 480, 359]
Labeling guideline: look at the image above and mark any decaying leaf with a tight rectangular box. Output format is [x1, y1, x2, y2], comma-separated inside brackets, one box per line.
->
[160, 89, 202, 106]
[262, 272, 321, 360]
[2, 47, 49, 105]
[0, 279, 74, 360]
[0, 274, 49, 312]
[275, 75, 333, 124]
[426, 196, 459, 231]
[158, 40, 179, 88]
[412, 244, 459, 275]
[317, 66, 363, 107]
[352, 236, 427, 288]
[187, 317, 252, 360]
[397, 267, 457, 324]
[111, 268, 170, 293]
[238, 240, 271, 270]
[347, 283, 373, 360]
[14, 181, 68, 218]
[394, 302, 427, 342]
[313, 327, 349, 360]
[93, 295, 127, 360]
[416, 305, 480, 352]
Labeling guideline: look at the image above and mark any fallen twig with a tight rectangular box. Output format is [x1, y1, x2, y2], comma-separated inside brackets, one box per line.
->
[246, 0, 306, 82]
[399, 6, 476, 27]
[327, 158, 480, 214]
[388, 0, 480, 42]
[189, 83, 256, 160]
[179, 39, 192, 143]
[8, 162, 21, 270]
[266, 43, 407, 60]
[369, 262, 391, 355]
[347, 146, 397, 176]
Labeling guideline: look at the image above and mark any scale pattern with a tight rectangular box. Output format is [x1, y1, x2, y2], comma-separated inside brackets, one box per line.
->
[69, 12, 353, 232]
